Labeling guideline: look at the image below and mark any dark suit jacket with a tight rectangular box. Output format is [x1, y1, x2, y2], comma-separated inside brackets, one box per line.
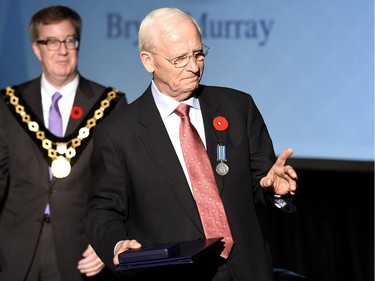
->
[86, 84, 295, 281]
[0, 76, 127, 281]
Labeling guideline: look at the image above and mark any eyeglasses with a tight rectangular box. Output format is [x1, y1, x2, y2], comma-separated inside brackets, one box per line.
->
[156, 44, 209, 68]
[36, 36, 79, 51]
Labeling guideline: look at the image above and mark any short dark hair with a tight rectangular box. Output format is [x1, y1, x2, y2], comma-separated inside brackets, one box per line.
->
[29, 5, 82, 42]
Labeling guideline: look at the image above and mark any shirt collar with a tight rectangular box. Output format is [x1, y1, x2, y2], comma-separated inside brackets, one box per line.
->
[41, 73, 79, 99]
[151, 80, 201, 118]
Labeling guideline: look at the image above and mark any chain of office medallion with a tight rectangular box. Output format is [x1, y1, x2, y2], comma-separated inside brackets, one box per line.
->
[4, 86, 118, 164]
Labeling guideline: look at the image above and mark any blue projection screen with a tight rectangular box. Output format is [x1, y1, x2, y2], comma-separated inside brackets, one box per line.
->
[0, 0, 373, 170]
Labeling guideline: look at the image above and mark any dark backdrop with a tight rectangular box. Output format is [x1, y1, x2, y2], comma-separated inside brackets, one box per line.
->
[257, 162, 374, 281]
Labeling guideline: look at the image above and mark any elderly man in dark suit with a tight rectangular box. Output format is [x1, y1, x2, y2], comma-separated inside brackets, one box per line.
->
[86, 7, 297, 281]
[0, 6, 126, 281]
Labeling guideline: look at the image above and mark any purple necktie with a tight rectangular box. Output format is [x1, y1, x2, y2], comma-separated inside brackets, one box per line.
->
[46, 92, 63, 214]
[48, 92, 63, 180]
[49, 92, 63, 137]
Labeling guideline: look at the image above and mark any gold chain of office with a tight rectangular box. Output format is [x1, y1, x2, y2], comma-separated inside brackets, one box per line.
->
[4, 86, 119, 178]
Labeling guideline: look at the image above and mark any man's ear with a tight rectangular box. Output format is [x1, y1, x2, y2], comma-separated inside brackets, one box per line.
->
[140, 51, 155, 73]
[32, 42, 42, 62]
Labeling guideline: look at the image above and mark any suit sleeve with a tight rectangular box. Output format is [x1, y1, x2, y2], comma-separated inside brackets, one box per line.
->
[86, 123, 129, 271]
[0, 92, 9, 209]
[245, 94, 296, 213]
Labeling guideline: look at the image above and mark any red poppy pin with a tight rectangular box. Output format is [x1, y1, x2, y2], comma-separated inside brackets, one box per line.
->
[71, 106, 83, 119]
[213, 116, 228, 131]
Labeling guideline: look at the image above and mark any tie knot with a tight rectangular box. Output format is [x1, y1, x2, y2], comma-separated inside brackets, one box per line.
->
[52, 92, 62, 104]
[174, 103, 190, 118]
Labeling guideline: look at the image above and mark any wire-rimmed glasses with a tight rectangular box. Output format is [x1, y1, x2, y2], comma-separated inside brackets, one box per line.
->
[155, 44, 209, 68]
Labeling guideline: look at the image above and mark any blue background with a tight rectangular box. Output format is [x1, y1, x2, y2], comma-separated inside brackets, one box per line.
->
[0, 0, 373, 162]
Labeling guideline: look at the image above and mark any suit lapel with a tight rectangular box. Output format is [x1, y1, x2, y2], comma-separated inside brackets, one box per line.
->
[65, 78, 95, 136]
[137, 90, 203, 234]
[21, 78, 44, 124]
[17, 79, 50, 186]
[198, 88, 229, 193]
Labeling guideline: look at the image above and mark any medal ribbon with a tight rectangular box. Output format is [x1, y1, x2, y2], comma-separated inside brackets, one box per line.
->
[217, 143, 227, 162]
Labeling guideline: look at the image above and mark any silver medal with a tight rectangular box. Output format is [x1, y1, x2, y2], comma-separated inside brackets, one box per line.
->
[216, 161, 229, 176]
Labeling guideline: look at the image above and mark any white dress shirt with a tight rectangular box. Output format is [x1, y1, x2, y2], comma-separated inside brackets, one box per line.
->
[151, 80, 206, 191]
[41, 73, 79, 136]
